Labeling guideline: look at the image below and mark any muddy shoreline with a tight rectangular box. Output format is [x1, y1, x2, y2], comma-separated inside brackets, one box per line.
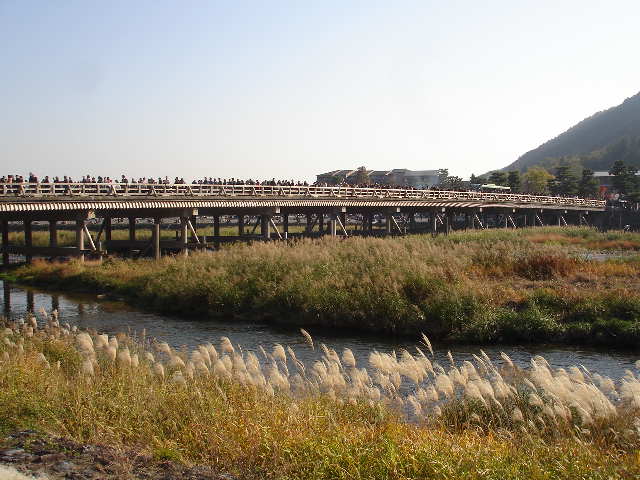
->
[1, 431, 235, 480]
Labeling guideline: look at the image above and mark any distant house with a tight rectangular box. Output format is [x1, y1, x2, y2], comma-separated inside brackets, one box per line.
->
[593, 171, 640, 189]
[316, 168, 440, 188]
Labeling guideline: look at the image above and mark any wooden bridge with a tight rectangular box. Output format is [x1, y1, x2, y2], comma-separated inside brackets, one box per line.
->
[0, 183, 606, 263]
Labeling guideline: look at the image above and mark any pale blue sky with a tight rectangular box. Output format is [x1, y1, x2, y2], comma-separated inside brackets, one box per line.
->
[1, 0, 639, 181]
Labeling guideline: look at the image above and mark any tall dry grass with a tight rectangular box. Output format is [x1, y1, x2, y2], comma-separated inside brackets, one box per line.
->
[8, 228, 640, 347]
[1, 312, 639, 479]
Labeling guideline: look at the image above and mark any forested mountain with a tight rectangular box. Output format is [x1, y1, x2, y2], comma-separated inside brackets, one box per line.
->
[502, 91, 640, 173]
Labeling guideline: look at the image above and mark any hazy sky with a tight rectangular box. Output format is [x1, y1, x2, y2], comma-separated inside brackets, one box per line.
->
[1, 0, 639, 181]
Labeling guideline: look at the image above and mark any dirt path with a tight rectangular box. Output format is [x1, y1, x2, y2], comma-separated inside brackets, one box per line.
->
[0, 431, 236, 480]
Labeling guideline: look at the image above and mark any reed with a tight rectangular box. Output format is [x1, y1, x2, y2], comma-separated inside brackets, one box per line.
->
[1, 313, 639, 479]
[7, 228, 640, 347]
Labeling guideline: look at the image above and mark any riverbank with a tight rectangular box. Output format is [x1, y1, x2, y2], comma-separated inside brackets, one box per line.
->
[4, 227, 640, 347]
[1, 314, 638, 479]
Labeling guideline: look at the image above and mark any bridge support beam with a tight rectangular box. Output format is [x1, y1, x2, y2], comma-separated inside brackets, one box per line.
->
[261, 215, 271, 240]
[75, 218, 86, 263]
[24, 220, 33, 264]
[329, 215, 337, 236]
[49, 220, 58, 248]
[152, 217, 161, 261]
[578, 211, 590, 227]
[305, 214, 313, 235]
[128, 217, 136, 242]
[1, 220, 8, 265]
[283, 214, 289, 238]
[180, 217, 189, 256]
[191, 215, 198, 243]
[106, 217, 112, 242]
[409, 213, 416, 232]
[213, 216, 220, 247]
[238, 215, 245, 236]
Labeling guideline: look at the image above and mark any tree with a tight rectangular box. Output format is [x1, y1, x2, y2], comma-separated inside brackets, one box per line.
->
[550, 163, 579, 196]
[440, 175, 464, 190]
[523, 167, 554, 195]
[488, 171, 508, 186]
[578, 168, 600, 198]
[609, 159, 638, 195]
[507, 171, 521, 193]
[437, 169, 449, 186]
[470, 173, 486, 185]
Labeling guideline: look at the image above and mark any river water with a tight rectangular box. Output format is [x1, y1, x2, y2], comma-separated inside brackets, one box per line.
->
[1, 280, 638, 380]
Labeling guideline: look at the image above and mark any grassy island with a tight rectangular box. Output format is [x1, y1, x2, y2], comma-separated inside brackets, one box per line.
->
[4, 227, 640, 347]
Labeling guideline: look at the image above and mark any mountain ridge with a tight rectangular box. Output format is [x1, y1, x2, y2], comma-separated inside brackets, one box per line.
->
[501, 91, 640, 173]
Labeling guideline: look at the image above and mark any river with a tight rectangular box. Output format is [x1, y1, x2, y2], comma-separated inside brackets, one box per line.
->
[1, 280, 637, 380]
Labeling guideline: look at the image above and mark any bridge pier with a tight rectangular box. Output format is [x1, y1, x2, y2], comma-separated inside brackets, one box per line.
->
[213, 216, 220, 247]
[24, 220, 32, 264]
[153, 217, 161, 260]
[104, 217, 112, 243]
[238, 215, 245, 236]
[75, 218, 85, 263]
[261, 215, 271, 240]
[283, 214, 289, 238]
[2, 220, 8, 265]
[329, 214, 337, 236]
[49, 220, 58, 249]
[128, 217, 136, 242]
[180, 217, 189, 256]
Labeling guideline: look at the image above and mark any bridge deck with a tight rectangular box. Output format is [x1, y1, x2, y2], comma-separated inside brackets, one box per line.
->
[0, 183, 606, 213]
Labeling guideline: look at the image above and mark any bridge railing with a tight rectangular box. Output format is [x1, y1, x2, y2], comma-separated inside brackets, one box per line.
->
[0, 183, 606, 208]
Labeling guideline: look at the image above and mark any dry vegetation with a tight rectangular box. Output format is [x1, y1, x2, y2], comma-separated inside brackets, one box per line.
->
[1, 312, 639, 479]
[6, 227, 640, 347]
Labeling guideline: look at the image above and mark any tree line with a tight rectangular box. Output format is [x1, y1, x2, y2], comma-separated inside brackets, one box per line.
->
[467, 159, 640, 200]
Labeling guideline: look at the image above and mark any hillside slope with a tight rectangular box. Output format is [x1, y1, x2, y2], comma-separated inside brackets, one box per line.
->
[503, 91, 640, 172]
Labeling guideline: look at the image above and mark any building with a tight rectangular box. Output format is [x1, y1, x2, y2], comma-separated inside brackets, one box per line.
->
[316, 168, 441, 188]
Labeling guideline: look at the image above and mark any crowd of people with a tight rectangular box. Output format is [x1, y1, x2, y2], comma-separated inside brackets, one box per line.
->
[0, 174, 454, 191]
[0, 173, 479, 192]
[0, 173, 311, 187]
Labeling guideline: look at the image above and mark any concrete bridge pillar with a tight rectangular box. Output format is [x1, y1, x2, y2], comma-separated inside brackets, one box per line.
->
[1, 220, 8, 265]
[318, 214, 325, 235]
[283, 214, 289, 238]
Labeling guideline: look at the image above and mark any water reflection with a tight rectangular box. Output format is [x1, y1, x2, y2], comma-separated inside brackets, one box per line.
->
[1, 280, 637, 380]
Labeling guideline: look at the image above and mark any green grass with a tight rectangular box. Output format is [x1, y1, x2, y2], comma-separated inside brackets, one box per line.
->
[5, 227, 640, 347]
